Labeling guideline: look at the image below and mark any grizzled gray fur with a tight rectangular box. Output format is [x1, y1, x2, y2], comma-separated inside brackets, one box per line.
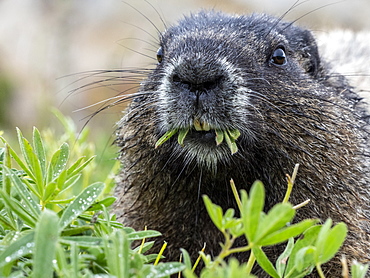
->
[114, 11, 370, 277]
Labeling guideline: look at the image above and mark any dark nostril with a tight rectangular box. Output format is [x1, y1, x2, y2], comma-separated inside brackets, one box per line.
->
[171, 74, 223, 92]
[203, 76, 222, 91]
[172, 74, 191, 90]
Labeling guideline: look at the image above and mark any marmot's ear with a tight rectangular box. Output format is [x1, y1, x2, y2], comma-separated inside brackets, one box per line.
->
[299, 29, 321, 78]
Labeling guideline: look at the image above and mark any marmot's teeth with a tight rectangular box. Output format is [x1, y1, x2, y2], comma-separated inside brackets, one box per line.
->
[193, 119, 211, 131]
[203, 122, 211, 131]
[193, 118, 202, 131]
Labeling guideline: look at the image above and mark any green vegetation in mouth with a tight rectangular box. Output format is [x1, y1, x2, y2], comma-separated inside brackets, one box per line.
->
[155, 127, 241, 154]
[177, 128, 190, 146]
[154, 129, 178, 149]
[217, 129, 241, 155]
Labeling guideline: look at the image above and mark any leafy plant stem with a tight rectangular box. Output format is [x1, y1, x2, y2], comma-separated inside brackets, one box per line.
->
[211, 233, 236, 268]
[283, 163, 299, 203]
[154, 241, 167, 266]
[230, 179, 242, 212]
[220, 242, 252, 258]
[316, 263, 325, 278]
[138, 226, 147, 254]
[192, 243, 206, 272]
[293, 199, 311, 209]
[245, 250, 256, 274]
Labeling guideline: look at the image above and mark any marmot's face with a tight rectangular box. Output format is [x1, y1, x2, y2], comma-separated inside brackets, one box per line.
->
[147, 11, 322, 169]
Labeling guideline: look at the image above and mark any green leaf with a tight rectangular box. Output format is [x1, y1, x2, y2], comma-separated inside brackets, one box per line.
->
[17, 129, 44, 192]
[351, 261, 369, 278]
[3, 167, 41, 216]
[66, 156, 95, 178]
[54, 244, 68, 276]
[0, 190, 37, 227]
[33, 210, 60, 278]
[2, 145, 12, 194]
[222, 208, 242, 230]
[178, 128, 189, 146]
[285, 225, 320, 276]
[257, 219, 316, 246]
[180, 248, 193, 270]
[69, 242, 79, 276]
[203, 195, 223, 230]
[50, 143, 69, 181]
[227, 129, 241, 140]
[16, 128, 31, 168]
[32, 127, 47, 178]
[242, 181, 265, 242]
[224, 131, 238, 154]
[59, 182, 104, 230]
[48, 197, 75, 204]
[215, 129, 224, 145]
[314, 218, 332, 258]
[252, 246, 280, 278]
[103, 230, 130, 277]
[60, 225, 93, 236]
[0, 232, 34, 268]
[57, 175, 81, 195]
[86, 196, 116, 211]
[133, 241, 155, 255]
[152, 262, 185, 277]
[55, 169, 67, 190]
[127, 230, 162, 241]
[43, 182, 58, 202]
[155, 129, 178, 148]
[276, 238, 294, 277]
[294, 246, 316, 272]
[60, 236, 103, 248]
[315, 221, 347, 264]
[254, 203, 295, 244]
[1, 140, 35, 181]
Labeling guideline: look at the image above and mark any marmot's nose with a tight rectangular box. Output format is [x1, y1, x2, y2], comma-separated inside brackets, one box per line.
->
[171, 74, 223, 95]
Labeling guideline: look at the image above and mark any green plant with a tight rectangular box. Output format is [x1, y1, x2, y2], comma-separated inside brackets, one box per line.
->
[182, 178, 369, 278]
[0, 124, 184, 277]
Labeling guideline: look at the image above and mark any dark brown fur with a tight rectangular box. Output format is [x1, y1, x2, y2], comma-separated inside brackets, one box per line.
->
[114, 11, 370, 277]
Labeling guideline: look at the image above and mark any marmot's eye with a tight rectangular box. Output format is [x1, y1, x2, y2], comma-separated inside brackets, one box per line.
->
[156, 47, 163, 63]
[271, 47, 287, 65]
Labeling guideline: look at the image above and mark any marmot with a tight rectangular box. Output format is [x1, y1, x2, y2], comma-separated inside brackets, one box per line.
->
[113, 10, 370, 277]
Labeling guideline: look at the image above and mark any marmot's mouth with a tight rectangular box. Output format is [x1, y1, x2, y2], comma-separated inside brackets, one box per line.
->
[155, 119, 241, 154]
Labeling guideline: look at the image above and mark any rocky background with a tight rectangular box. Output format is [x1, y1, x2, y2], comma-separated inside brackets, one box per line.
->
[0, 0, 369, 135]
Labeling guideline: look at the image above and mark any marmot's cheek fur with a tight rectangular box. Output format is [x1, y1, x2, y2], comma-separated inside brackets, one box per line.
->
[114, 11, 370, 278]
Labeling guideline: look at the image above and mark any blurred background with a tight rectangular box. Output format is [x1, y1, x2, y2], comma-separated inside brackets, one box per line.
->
[0, 0, 369, 137]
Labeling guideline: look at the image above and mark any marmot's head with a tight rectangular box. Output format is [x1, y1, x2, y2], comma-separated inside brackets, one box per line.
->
[144, 11, 326, 169]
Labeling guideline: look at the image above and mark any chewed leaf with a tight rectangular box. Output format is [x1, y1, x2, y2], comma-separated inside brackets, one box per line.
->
[177, 128, 189, 146]
[215, 129, 224, 145]
[224, 131, 238, 154]
[155, 129, 178, 148]
[228, 129, 241, 140]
